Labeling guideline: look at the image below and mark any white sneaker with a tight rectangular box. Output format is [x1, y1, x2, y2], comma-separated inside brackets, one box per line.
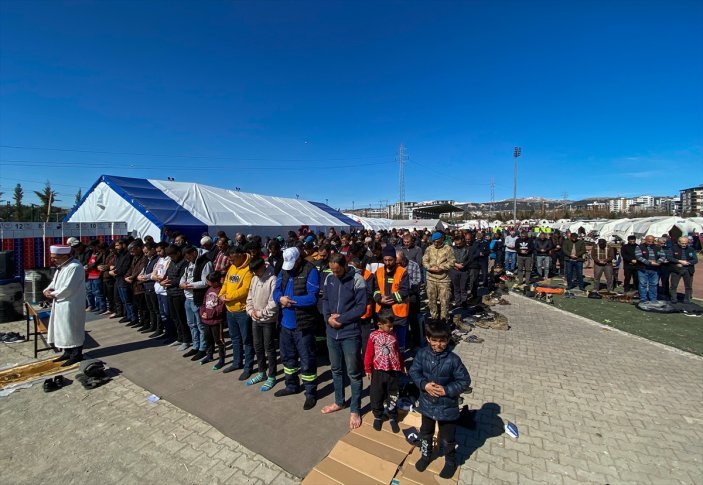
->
[176, 343, 190, 351]
[168, 340, 181, 347]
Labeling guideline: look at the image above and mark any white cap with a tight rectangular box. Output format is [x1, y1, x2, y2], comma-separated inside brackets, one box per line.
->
[66, 237, 81, 247]
[282, 247, 300, 271]
[50, 245, 71, 255]
[200, 236, 212, 246]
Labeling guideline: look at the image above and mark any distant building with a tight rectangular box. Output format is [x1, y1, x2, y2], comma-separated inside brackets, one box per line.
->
[388, 201, 417, 219]
[680, 185, 703, 216]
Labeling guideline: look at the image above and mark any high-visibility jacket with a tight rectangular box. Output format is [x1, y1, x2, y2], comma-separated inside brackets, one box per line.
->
[374, 266, 409, 318]
[362, 268, 373, 320]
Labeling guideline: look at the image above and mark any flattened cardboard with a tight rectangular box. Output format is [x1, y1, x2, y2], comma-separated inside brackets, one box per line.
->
[402, 410, 424, 429]
[400, 447, 459, 484]
[341, 432, 408, 465]
[301, 467, 342, 485]
[328, 439, 400, 484]
[314, 457, 385, 485]
[354, 420, 416, 454]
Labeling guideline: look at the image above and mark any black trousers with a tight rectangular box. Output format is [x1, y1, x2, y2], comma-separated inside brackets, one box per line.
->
[478, 258, 489, 287]
[104, 279, 115, 312]
[670, 268, 693, 302]
[467, 269, 480, 298]
[449, 269, 469, 305]
[407, 293, 422, 349]
[420, 414, 457, 460]
[167, 294, 189, 343]
[144, 290, 160, 331]
[133, 292, 147, 325]
[370, 369, 399, 419]
[659, 264, 672, 299]
[204, 324, 225, 360]
[360, 318, 373, 357]
[623, 265, 639, 292]
[252, 320, 277, 377]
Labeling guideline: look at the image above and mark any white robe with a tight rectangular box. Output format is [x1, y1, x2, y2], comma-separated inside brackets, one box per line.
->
[47, 258, 87, 348]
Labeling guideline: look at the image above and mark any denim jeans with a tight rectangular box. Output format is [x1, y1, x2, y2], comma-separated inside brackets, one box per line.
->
[116, 285, 134, 320]
[185, 298, 207, 351]
[565, 260, 584, 290]
[638, 269, 659, 302]
[157, 293, 175, 338]
[226, 311, 254, 371]
[535, 256, 551, 278]
[87, 279, 106, 312]
[326, 334, 362, 414]
[504, 251, 517, 272]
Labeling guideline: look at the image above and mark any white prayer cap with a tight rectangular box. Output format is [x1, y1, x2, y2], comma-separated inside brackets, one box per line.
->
[50, 245, 72, 255]
[66, 237, 81, 247]
[200, 236, 212, 245]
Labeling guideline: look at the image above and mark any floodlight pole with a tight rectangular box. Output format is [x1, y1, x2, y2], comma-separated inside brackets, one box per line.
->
[513, 146, 522, 226]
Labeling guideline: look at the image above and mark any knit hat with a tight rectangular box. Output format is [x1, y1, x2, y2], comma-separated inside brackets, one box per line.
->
[382, 245, 397, 258]
[431, 231, 443, 241]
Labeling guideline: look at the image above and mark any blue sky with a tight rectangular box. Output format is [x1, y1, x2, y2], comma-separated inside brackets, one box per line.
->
[1, 0, 701, 209]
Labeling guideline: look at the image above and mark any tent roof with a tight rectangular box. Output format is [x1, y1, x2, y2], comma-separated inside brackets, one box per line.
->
[390, 219, 444, 231]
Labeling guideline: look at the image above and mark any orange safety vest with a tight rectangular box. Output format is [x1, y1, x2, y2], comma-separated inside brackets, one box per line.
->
[362, 269, 373, 320]
[374, 266, 409, 318]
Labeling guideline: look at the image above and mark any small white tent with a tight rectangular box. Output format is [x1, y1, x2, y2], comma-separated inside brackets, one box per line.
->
[342, 213, 393, 231]
[66, 175, 362, 241]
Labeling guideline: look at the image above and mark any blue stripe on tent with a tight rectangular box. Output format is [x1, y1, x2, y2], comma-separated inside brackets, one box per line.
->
[307, 201, 362, 228]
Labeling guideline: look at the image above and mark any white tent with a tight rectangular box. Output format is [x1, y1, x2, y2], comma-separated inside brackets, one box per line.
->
[391, 219, 445, 232]
[632, 217, 703, 240]
[66, 175, 362, 241]
[598, 218, 631, 241]
[342, 213, 393, 231]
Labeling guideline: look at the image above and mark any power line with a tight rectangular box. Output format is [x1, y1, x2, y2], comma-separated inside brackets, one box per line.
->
[0, 144, 391, 163]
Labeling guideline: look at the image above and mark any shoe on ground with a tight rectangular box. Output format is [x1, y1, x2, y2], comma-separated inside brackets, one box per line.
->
[222, 364, 242, 374]
[190, 350, 206, 361]
[43, 379, 59, 393]
[61, 355, 83, 367]
[439, 460, 457, 479]
[182, 348, 198, 358]
[212, 359, 225, 371]
[53, 353, 70, 363]
[176, 343, 190, 352]
[238, 370, 253, 381]
[303, 396, 317, 410]
[260, 377, 276, 392]
[168, 340, 182, 347]
[200, 354, 213, 365]
[415, 455, 431, 473]
[148, 331, 163, 338]
[373, 418, 382, 431]
[389, 419, 400, 433]
[118, 317, 130, 323]
[274, 387, 300, 398]
[246, 372, 266, 386]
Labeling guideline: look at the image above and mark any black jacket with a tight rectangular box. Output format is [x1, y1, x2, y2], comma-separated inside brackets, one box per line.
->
[516, 238, 534, 256]
[620, 243, 639, 268]
[409, 346, 471, 421]
[114, 250, 132, 288]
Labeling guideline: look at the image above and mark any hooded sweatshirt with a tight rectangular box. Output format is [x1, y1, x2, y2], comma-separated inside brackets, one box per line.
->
[218, 253, 252, 312]
[322, 267, 367, 340]
[246, 266, 279, 324]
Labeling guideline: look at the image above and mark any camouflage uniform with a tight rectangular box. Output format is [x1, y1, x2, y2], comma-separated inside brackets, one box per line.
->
[422, 243, 456, 320]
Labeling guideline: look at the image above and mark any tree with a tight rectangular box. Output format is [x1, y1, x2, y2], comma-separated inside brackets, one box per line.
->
[74, 188, 82, 206]
[13, 183, 23, 221]
[34, 181, 60, 222]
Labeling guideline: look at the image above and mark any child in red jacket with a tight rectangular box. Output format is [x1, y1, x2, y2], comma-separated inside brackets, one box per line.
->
[200, 272, 226, 369]
[364, 310, 404, 433]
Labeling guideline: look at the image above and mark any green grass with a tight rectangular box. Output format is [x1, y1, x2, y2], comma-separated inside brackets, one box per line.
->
[513, 277, 703, 356]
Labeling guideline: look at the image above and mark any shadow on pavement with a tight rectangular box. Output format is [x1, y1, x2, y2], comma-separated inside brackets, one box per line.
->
[456, 402, 504, 465]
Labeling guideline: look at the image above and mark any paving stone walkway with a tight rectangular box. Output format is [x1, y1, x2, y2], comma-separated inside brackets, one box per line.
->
[1, 293, 702, 484]
[453, 294, 703, 484]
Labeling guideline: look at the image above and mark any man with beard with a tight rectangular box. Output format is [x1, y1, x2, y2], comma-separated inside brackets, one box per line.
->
[620, 235, 640, 293]
[373, 246, 410, 351]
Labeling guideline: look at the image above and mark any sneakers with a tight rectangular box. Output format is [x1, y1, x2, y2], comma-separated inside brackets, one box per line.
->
[190, 350, 206, 361]
[212, 358, 225, 371]
[274, 387, 301, 398]
[168, 340, 182, 347]
[176, 343, 190, 352]
[303, 396, 317, 410]
[260, 377, 276, 392]
[1, 332, 24, 343]
[246, 372, 266, 386]
[182, 348, 198, 358]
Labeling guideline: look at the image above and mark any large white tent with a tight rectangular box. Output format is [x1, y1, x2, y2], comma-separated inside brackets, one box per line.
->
[631, 217, 703, 240]
[390, 219, 446, 232]
[342, 213, 393, 231]
[66, 175, 362, 241]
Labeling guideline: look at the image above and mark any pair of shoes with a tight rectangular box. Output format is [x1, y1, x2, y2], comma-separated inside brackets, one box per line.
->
[464, 335, 484, 344]
[1, 332, 24, 343]
[222, 364, 242, 374]
[43, 375, 68, 392]
[148, 330, 164, 338]
[86, 307, 95, 312]
[99, 310, 111, 315]
[303, 396, 317, 410]
[200, 354, 213, 365]
[182, 348, 198, 358]
[168, 340, 182, 347]
[118, 317, 130, 323]
[61, 355, 83, 367]
[274, 387, 301, 398]
[53, 352, 70, 362]
[127, 321, 140, 327]
[373, 417, 383, 431]
[245, 372, 266, 386]
[238, 370, 253, 381]
[190, 351, 206, 361]
[260, 377, 276, 392]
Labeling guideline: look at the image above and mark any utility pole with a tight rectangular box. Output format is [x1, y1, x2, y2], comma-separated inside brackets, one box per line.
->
[489, 177, 495, 214]
[398, 144, 406, 220]
[513, 147, 522, 224]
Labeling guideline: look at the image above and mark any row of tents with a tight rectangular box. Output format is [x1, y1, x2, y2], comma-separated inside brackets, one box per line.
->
[551, 217, 703, 241]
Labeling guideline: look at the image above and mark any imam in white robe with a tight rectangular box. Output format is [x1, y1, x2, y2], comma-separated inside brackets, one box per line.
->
[47, 258, 87, 348]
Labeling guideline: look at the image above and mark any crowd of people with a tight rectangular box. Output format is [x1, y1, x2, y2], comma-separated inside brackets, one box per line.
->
[50, 223, 699, 477]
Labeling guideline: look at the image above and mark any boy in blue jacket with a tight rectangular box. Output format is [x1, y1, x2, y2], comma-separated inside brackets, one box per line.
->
[409, 321, 471, 479]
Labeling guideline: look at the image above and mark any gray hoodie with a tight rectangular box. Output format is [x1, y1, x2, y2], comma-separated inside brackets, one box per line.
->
[246, 266, 279, 324]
